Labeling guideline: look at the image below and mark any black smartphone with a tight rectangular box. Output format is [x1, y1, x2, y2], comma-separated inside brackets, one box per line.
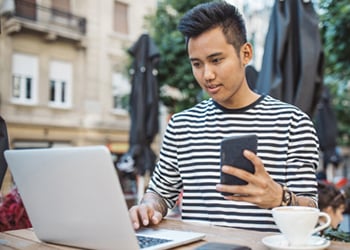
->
[220, 134, 257, 196]
[195, 242, 252, 250]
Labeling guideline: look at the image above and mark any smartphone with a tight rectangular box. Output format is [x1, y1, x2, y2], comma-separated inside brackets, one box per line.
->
[220, 134, 257, 195]
[195, 242, 251, 250]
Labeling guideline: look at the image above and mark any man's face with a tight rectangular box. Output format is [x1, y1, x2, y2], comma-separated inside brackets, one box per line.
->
[188, 26, 252, 109]
[328, 204, 345, 229]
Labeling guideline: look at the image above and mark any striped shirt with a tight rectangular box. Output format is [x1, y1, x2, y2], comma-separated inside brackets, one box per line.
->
[148, 95, 319, 232]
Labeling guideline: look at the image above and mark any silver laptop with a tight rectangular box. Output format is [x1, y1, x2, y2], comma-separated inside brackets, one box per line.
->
[4, 146, 205, 250]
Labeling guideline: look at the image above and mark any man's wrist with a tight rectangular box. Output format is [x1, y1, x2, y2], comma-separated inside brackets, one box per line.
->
[141, 192, 168, 217]
[280, 184, 292, 206]
[279, 184, 317, 207]
[279, 184, 298, 206]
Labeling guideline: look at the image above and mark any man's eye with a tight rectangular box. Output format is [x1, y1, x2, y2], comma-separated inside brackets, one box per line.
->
[212, 58, 222, 63]
[192, 62, 201, 68]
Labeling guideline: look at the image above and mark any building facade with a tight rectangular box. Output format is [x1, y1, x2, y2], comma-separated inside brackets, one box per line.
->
[0, 0, 158, 158]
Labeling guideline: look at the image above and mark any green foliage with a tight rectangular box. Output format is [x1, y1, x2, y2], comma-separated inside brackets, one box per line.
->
[144, 0, 212, 113]
[323, 227, 350, 242]
[319, 0, 350, 146]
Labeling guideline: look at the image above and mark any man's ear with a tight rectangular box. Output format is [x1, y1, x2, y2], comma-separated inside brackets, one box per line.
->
[324, 206, 333, 214]
[241, 43, 253, 65]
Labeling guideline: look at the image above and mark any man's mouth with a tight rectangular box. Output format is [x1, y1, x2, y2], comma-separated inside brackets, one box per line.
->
[206, 84, 221, 94]
[207, 84, 219, 89]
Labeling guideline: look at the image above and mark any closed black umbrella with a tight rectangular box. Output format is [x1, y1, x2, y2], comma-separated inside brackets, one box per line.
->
[0, 116, 9, 189]
[314, 86, 340, 178]
[256, 0, 324, 117]
[125, 33, 160, 176]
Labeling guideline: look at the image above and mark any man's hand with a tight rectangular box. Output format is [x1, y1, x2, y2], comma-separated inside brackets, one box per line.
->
[128, 192, 167, 230]
[216, 150, 283, 208]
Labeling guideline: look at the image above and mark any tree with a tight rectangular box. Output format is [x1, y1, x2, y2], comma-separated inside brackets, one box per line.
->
[145, 0, 211, 113]
[319, 0, 350, 146]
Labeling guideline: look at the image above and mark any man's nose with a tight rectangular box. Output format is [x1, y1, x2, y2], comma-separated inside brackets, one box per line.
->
[203, 65, 215, 81]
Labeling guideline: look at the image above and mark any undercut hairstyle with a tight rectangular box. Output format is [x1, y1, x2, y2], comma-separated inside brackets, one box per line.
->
[178, 1, 247, 55]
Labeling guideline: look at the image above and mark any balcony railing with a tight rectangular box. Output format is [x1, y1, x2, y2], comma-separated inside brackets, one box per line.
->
[3, 0, 86, 41]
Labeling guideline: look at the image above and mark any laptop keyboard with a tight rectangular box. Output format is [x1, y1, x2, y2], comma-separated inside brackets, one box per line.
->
[137, 235, 172, 249]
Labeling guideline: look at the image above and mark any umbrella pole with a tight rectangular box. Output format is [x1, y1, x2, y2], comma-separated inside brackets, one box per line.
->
[137, 174, 145, 203]
[326, 163, 335, 183]
[136, 172, 150, 203]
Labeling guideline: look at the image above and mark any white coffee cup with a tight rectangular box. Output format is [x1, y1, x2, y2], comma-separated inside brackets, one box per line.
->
[272, 206, 331, 246]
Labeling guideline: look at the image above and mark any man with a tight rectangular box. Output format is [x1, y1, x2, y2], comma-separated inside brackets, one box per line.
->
[129, 1, 319, 232]
[318, 181, 346, 230]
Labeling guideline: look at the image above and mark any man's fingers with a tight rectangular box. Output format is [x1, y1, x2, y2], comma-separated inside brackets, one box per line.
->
[221, 165, 252, 180]
[151, 210, 163, 224]
[129, 206, 141, 229]
[243, 150, 263, 171]
[129, 204, 154, 229]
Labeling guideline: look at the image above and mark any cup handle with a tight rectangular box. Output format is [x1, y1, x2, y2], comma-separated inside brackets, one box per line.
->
[311, 212, 331, 235]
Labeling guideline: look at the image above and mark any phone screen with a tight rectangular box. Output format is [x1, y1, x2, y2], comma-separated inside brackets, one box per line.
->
[220, 134, 257, 195]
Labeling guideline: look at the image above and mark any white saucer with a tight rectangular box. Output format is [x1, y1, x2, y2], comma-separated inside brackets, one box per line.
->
[262, 234, 330, 250]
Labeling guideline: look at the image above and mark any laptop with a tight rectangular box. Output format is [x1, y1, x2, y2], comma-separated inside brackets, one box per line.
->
[4, 145, 205, 250]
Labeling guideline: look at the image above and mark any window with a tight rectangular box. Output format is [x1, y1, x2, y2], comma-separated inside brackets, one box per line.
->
[11, 53, 38, 104]
[112, 72, 130, 113]
[51, 0, 73, 27]
[52, 0, 70, 12]
[113, 1, 128, 34]
[49, 60, 72, 108]
[15, 0, 37, 20]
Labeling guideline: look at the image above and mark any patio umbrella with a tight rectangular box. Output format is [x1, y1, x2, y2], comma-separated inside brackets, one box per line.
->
[256, 0, 324, 117]
[314, 86, 340, 176]
[125, 33, 160, 176]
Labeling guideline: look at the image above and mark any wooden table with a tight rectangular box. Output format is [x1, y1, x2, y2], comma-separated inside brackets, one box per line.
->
[0, 218, 349, 249]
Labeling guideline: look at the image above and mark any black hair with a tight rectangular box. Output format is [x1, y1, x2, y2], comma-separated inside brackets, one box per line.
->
[177, 1, 247, 55]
